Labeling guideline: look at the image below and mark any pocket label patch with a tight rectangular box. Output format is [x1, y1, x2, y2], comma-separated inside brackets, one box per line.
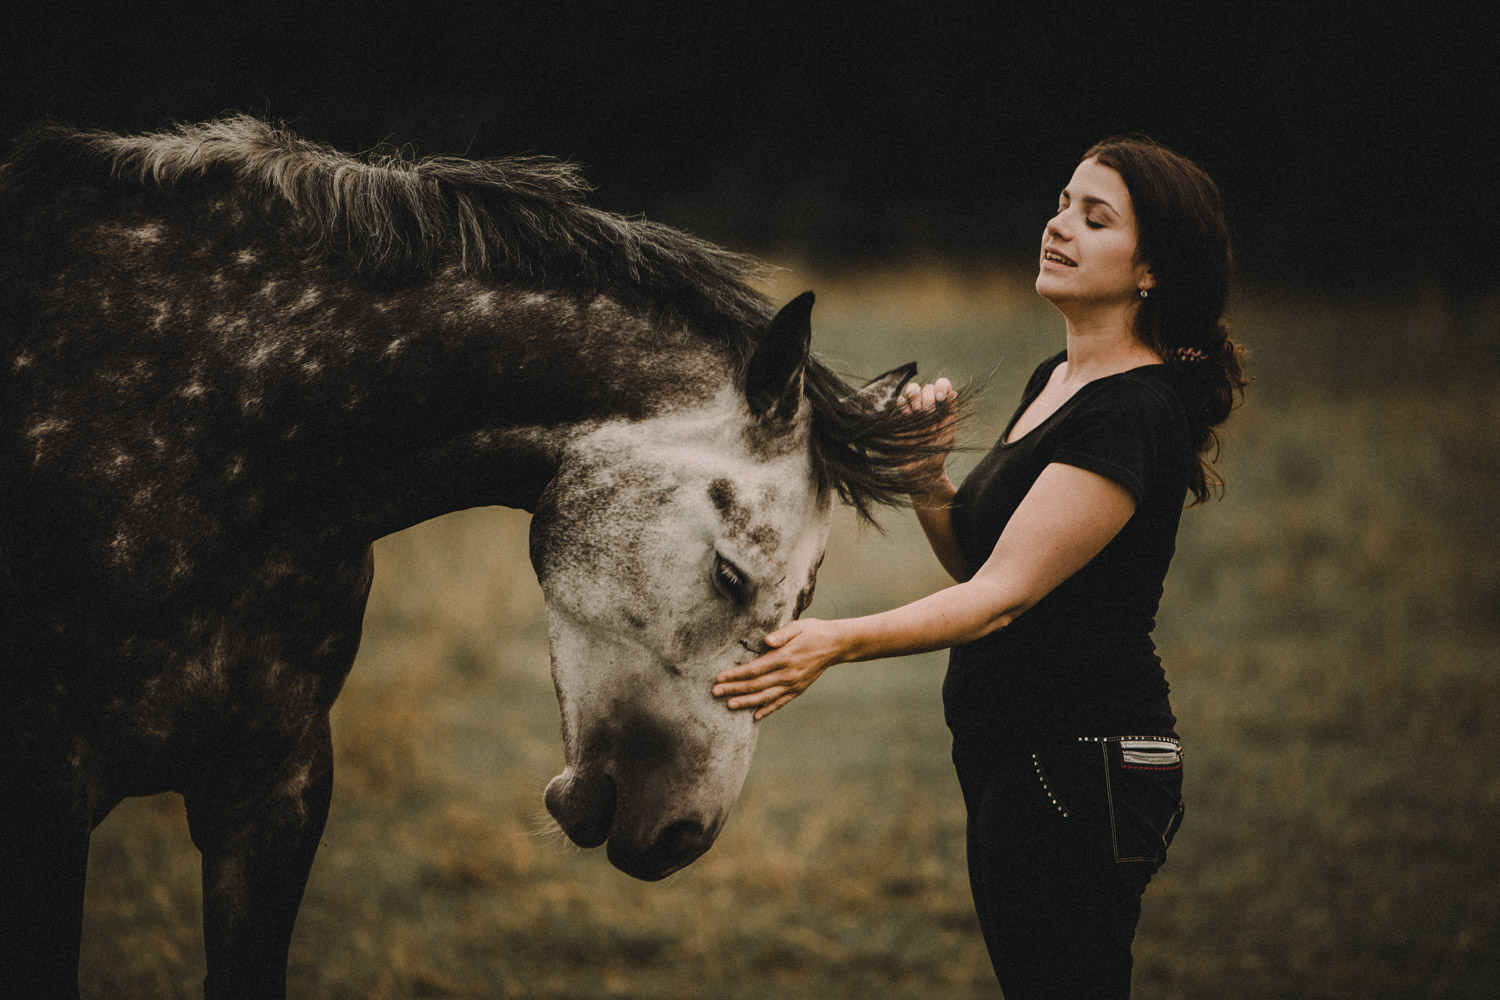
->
[1118, 738, 1182, 768]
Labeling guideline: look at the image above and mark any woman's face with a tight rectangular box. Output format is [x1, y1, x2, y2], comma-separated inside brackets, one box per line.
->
[1035, 157, 1154, 310]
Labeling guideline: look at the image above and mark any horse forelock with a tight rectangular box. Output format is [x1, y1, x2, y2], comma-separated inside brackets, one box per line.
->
[798, 358, 951, 524]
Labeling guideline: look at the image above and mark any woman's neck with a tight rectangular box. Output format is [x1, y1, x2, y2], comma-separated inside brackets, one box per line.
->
[1059, 306, 1159, 383]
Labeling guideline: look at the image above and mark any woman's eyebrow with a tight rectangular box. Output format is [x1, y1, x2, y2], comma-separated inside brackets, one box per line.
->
[1058, 190, 1118, 215]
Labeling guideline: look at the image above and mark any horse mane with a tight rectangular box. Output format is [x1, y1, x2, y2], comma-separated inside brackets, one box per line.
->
[1, 115, 950, 522]
[2, 115, 775, 339]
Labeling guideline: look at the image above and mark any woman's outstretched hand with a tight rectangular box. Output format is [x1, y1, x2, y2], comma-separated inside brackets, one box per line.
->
[712, 619, 850, 720]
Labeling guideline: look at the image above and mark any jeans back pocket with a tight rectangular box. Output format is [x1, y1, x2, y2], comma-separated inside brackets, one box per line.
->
[1082, 736, 1185, 867]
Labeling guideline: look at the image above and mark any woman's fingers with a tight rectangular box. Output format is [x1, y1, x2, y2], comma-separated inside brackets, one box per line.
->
[898, 379, 957, 493]
[725, 684, 790, 711]
[899, 378, 955, 412]
[728, 674, 814, 714]
[715, 617, 842, 715]
[763, 620, 803, 648]
[712, 671, 783, 697]
[714, 621, 808, 689]
[754, 692, 799, 720]
[714, 658, 809, 707]
[713, 652, 791, 692]
[715, 653, 783, 687]
[716, 650, 772, 683]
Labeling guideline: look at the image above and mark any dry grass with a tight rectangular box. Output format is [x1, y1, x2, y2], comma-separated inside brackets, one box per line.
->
[78, 266, 1499, 998]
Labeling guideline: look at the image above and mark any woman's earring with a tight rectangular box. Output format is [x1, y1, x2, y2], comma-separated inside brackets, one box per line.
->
[1139, 287, 1149, 299]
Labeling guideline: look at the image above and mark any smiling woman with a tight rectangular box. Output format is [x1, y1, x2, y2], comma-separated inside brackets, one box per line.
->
[1035, 158, 1155, 312]
[714, 135, 1246, 998]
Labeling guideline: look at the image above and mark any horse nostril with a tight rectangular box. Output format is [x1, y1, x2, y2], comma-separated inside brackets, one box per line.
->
[544, 771, 617, 848]
[656, 818, 710, 858]
[609, 817, 717, 880]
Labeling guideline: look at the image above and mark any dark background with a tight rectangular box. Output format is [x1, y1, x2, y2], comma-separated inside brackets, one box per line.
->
[3, 3, 1492, 304]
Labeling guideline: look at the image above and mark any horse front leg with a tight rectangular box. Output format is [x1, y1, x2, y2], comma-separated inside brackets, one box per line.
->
[184, 714, 334, 1000]
[0, 759, 93, 1000]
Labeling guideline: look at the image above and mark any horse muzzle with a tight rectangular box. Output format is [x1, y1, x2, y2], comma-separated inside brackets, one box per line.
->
[543, 766, 720, 881]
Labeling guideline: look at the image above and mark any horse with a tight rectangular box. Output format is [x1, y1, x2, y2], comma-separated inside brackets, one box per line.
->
[0, 116, 942, 998]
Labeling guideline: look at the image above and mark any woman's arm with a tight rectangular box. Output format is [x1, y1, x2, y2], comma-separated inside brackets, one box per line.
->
[900, 379, 967, 580]
[712, 461, 1138, 718]
[911, 475, 966, 581]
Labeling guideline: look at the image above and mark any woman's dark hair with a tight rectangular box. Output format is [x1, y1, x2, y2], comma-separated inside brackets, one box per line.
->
[1084, 135, 1248, 504]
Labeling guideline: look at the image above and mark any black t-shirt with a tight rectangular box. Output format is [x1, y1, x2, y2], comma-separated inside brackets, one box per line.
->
[943, 351, 1190, 755]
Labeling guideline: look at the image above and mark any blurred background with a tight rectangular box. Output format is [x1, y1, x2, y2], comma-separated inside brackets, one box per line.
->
[4, 4, 1496, 997]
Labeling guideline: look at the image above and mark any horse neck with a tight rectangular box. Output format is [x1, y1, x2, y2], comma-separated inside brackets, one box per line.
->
[273, 275, 741, 543]
[7, 185, 745, 552]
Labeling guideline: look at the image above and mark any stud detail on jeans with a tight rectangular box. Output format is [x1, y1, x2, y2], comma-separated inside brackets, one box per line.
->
[1032, 753, 1069, 817]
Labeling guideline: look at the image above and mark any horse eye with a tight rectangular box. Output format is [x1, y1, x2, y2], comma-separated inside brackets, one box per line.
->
[712, 554, 751, 605]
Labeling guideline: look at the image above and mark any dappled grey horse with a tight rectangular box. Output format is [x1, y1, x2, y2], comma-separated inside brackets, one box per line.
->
[0, 118, 942, 998]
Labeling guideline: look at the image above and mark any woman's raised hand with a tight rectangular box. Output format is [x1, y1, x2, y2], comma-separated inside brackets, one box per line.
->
[899, 377, 957, 499]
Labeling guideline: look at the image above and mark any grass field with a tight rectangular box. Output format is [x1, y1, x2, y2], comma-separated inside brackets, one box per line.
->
[77, 268, 1499, 998]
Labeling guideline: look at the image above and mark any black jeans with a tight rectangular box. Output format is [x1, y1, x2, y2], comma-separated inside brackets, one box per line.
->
[953, 736, 1185, 999]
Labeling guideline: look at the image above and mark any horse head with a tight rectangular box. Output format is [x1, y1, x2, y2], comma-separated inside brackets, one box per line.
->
[529, 293, 911, 880]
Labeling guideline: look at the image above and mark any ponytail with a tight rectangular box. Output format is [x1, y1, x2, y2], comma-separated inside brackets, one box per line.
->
[1167, 328, 1248, 502]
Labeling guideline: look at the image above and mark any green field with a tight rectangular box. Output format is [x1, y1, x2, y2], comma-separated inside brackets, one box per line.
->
[78, 268, 1499, 998]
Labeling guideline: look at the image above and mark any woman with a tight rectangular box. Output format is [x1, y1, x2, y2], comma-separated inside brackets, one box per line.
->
[713, 136, 1247, 997]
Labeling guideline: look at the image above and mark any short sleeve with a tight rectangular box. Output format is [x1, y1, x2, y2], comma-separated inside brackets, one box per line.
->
[1047, 379, 1185, 506]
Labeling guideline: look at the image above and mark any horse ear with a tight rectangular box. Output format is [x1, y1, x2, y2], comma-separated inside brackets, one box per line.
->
[745, 291, 814, 421]
[846, 362, 917, 413]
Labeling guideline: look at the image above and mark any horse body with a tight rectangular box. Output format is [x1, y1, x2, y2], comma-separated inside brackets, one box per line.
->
[0, 118, 926, 998]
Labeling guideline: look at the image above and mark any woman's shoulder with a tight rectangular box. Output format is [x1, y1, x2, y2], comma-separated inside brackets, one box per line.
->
[1051, 365, 1191, 459]
[1050, 367, 1192, 502]
[1082, 364, 1188, 424]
